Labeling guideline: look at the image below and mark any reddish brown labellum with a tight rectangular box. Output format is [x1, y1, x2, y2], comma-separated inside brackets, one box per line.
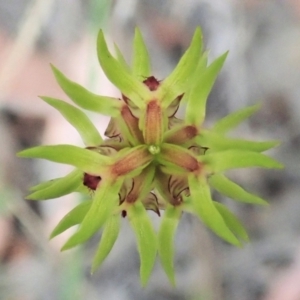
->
[111, 147, 152, 177]
[160, 144, 200, 172]
[144, 100, 163, 145]
[164, 125, 198, 144]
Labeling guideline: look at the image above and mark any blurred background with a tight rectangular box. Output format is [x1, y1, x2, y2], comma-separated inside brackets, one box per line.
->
[0, 0, 299, 299]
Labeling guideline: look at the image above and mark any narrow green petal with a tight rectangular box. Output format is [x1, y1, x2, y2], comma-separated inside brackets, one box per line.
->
[41, 97, 103, 146]
[97, 30, 151, 108]
[160, 27, 203, 107]
[197, 130, 280, 152]
[114, 43, 131, 72]
[27, 169, 82, 200]
[185, 52, 228, 126]
[214, 202, 249, 242]
[132, 27, 151, 80]
[188, 175, 240, 246]
[91, 214, 120, 273]
[127, 202, 157, 286]
[30, 175, 88, 194]
[200, 150, 284, 173]
[18, 145, 111, 175]
[158, 206, 181, 286]
[180, 52, 208, 105]
[50, 200, 92, 239]
[30, 178, 59, 192]
[212, 104, 261, 135]
[51, 65, 121, 117]
[209, 173, 268, 205]
[61, 179, 122, 250]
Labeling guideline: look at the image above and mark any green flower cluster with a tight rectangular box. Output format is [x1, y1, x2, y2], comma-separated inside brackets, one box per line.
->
[18, 28, 283, 286]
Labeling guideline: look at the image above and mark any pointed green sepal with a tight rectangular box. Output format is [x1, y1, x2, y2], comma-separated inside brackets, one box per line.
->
[214, 202, 249, 242]
[212, 104, 261, 135]
[185, 52, 228, 126]
[41, 97, 103, 146]
[200, 150, 284, 173]
[61, 179, 123, 251]
[209, 173, 268, 205]
[50, 200, 92, 239]
[160, 27, 203, 107]
[158, 206, 181, 285]
[188, 175, 240, 246]
[132, 27, 151, 80]
[97, 30, 151, 108]
[30, 178, 59, 192]
[127, 201, 157, 286]
[179, 51, 208, 105]
[114, 43, 131, 72]
[91, 214, 120, 273]
[27, 169, 82, 200]
[18, 145, 111, 175]
[197, 130, 280, 152]
[51, 65, 121, 116]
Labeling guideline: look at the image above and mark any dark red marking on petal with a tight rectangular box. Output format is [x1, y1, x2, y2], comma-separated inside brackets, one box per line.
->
[167, 94, 183, 118]
[121, 104, 144, 143]
[143, 76, 160, 91]
[202, 147, 209, 154]
[121, 95, 140, 118]
[167, 175, 189, 206]
[104, 118, 122, 139]
[83, 173, 101, 190]
[149, 192, 161, 216]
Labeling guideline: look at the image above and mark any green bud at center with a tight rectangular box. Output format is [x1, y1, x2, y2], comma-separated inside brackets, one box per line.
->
[148, 145, 160, 155]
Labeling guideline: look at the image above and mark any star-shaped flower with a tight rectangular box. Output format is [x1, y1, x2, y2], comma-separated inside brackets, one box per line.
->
[18, 28, 283, 286]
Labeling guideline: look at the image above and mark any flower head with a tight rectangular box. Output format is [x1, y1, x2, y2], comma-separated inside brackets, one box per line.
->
[18, 27, 283, 286]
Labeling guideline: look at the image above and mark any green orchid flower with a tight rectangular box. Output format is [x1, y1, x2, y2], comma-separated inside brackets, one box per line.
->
[18, 27, 283, 286]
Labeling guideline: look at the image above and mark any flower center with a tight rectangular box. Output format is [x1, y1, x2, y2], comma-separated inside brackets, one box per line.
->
[148, 145, 160, 155]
